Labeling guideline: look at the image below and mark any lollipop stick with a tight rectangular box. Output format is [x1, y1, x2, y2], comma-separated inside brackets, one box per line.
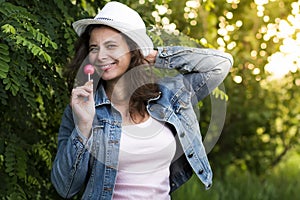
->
[84, 64, 94, 82]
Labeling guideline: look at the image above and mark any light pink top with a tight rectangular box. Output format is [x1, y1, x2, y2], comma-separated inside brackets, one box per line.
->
[112, 116, 176, 200]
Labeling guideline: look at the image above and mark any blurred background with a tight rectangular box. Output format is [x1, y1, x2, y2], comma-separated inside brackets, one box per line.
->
[0, 0, 299, 199]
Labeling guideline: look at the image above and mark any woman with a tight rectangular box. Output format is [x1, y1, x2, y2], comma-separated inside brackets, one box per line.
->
[51, 1, 233, 199]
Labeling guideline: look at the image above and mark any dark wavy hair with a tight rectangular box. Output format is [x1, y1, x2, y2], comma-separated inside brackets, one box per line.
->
[64, 24, 160, 120]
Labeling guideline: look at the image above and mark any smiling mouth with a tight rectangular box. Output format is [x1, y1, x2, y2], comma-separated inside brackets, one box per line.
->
[98, 62, 117, 70]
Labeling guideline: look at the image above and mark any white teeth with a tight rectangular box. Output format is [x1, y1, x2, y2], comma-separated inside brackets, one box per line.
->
[100, 63, 115, 69]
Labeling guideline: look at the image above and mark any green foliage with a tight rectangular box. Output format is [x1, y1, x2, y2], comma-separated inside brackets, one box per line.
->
[145, 0, 300, 180]
[172, 151, 300, 199]
[0, 43, 10, 79]
[0, 0, 82, 198]
[148, 26, 203, 47]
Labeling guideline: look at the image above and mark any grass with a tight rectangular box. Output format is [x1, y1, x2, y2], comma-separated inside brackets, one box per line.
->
[171, 151, 300, 200]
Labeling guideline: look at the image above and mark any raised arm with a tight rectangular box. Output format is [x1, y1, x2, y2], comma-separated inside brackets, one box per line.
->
[153, 46, 233, 101]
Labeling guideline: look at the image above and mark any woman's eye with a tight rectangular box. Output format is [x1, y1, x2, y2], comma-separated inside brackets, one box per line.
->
[107, 44, 117, 49]
[89, 47, 99, 53]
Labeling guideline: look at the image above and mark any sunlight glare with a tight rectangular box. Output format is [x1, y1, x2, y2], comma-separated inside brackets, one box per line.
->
[264, 1, 300, 79]
[233, 75, 243, 84]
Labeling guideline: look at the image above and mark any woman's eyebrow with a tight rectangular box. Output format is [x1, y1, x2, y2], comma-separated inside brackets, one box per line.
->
[88, 44, 98, 48]
[103, 40, 118, 45]
[89, 39, 118, 47]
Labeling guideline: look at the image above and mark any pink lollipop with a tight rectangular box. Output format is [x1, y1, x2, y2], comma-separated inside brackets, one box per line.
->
[84, 64, 95, 81]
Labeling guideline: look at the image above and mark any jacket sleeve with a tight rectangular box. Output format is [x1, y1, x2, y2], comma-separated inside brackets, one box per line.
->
[154, 46, 233, 101]
[51, 104, 93, 198]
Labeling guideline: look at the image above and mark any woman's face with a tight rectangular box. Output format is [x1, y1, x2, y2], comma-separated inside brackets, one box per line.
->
[88, 26, 131, 82]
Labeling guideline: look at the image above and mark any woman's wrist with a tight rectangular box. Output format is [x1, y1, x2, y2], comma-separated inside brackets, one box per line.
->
[77, 123, 93, 138]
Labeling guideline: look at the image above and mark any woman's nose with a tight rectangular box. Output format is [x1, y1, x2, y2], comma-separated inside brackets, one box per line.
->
[96, 47, 108, 61]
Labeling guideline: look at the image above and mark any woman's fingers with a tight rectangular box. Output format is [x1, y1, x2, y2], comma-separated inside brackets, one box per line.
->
[85, 79, 93, 88]
[71, 81, 93, 104]
[144, 50, 158, 64]
[72, 88, 90, 98]
[70, 81, 95, 137]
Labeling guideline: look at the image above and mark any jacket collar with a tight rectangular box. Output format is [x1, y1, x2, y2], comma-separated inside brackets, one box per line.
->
[94, 84, 111, 107]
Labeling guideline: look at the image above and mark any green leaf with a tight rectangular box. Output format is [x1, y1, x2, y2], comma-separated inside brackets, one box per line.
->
[0, 44, 10, 66]
[43, 53, 52, 63]
[0, 53, 10, 62]
[0, 43, 9, 51]
[1, 24, 16, 34]
[36, 32, 42, 42]
[11, 83, 19, 96]
[212, 87, 229, 101]
[3, 77, 9, 84]
[0, 59, 9, 78]
[4, 80, 11, 90]
[0, 70, 7, 78]
[0, 60, 9, 72]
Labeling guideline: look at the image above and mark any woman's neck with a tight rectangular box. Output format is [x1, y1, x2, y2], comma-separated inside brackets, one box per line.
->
[104, 79, 149, 125]
[105, 78, 129, 102]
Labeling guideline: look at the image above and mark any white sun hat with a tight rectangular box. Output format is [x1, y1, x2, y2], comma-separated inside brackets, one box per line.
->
[72, 1, 153, 57]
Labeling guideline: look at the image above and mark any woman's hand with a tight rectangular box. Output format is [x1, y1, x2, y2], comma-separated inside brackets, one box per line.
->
[71, 80, 95, 138]
[144, 50, 158, 65]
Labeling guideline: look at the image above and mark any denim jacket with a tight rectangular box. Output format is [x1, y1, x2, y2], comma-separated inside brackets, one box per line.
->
[51, 46, 233, 199]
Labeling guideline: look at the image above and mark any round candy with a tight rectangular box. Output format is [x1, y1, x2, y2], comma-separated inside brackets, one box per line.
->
[84, 64, 95, 75]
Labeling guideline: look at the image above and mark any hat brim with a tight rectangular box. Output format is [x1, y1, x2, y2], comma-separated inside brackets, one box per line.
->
[73, 19, 153, 57]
